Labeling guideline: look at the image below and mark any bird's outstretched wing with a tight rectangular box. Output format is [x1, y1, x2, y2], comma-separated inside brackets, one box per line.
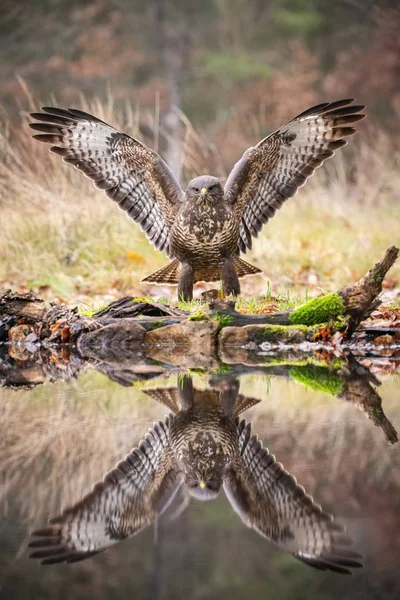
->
[28, 418, 182, 564]
[224, 420, 363, 574]
[224, 99, 366, 253]
[29, 108, 183, 255]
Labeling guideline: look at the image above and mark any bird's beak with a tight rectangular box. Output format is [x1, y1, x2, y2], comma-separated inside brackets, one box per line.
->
[200, 187, 208, 200]
[199, 480, 207, 489]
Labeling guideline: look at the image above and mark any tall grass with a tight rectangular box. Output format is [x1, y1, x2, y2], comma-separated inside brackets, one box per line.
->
[0, 96, 399, 306]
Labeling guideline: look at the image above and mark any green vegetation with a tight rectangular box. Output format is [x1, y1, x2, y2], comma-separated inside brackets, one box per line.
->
[78, 303, 109, 318]
[262, 323, 311, 342]
[263, 355, 345, 368]
[212, 312, 234, 328]
[289, 364, 344, 396]
[205, 51, 272, 85]
[290, 293, 346, 326]
[188, 308, 209, 321]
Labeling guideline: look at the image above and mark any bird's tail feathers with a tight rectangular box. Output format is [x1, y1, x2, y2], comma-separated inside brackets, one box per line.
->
[142, 260, 181, 286]
[232, 256, 262, 278]
[142, 257, 262, 286]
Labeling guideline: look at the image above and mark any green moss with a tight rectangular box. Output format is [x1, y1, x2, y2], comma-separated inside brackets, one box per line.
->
[78, 303, 109, 318]
[289, 364, 344, 396]
[188, 308, 209, 322]
[260, 323, 317, 343]
[213, 312, 233, 328]
[289, 293, 345, 326]
[149, 319, 163, 330]
[265, 324, 309, 334]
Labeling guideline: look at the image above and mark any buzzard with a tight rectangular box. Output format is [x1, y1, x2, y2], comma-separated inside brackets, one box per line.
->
[29, 375, 362, 574]
[29, 100, 366, 300]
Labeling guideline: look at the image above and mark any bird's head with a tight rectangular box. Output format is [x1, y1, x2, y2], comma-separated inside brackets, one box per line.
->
[186, 475, 222, 501]
[186, 176, 223, 203]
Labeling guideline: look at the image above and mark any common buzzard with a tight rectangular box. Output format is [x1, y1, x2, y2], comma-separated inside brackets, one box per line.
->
[29, 375, 362, 574]
[29, 100, 365, 299]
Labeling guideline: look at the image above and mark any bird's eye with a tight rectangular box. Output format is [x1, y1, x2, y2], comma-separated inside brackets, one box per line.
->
[193, 187, 200, 193]
[209, 184, 215, 191]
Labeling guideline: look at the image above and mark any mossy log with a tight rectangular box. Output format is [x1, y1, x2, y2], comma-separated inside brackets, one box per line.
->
[0, 246, 398, 352]
[210, 246, 399, 328]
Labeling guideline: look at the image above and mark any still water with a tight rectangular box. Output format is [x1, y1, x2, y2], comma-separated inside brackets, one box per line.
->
[0, 350, 399, 600]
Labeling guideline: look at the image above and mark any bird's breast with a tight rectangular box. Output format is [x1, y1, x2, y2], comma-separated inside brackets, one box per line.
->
[170, 201, 238, 264]
[170, 409, 238, 473]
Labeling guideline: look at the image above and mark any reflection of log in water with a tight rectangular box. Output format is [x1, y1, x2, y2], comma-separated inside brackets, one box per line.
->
[1, 337, 397, 445]
[338, 355, 398, 445]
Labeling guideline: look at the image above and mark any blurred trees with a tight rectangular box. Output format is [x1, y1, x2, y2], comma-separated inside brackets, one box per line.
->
[0, 0, 399, 151]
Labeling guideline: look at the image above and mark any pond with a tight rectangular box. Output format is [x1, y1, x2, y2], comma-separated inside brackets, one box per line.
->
[0, 343, 399, 600]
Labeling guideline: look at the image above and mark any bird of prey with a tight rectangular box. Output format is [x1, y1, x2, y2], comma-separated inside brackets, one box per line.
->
[29, 376, 362, 573]
[29, 99, 365, 300]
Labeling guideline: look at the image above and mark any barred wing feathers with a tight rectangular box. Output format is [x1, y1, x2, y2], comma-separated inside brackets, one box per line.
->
[30, 108, 183, 255]
[28, 418, 182, 564]
[224, 420, 363, 574]
[224, 99, 366, 252]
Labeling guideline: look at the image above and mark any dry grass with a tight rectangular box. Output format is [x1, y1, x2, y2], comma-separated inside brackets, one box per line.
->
[0, 96, 399, 309]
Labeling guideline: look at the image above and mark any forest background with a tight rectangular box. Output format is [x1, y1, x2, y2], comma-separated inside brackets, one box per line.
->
[0, 0, 399, 309]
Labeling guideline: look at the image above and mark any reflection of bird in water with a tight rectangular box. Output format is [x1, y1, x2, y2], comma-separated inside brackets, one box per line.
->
[29, 376, 362, 573]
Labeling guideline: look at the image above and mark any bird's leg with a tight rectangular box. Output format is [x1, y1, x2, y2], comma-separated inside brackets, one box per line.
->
[221, 258, 240, 297]
[178, 262, 194, 301]
[178, 374, 195, 411]
[210, 377, 240, 416]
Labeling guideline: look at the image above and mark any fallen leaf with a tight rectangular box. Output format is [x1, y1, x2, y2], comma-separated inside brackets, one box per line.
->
[313, 324, 336, 342]
[126, 251, 145, 264]
[8, 324, 31, 343]
[61, 326, 70, 343]
[372, 334, 394, 345]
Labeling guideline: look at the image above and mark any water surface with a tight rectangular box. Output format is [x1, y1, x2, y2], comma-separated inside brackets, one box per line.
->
[0, 350, 399, 600]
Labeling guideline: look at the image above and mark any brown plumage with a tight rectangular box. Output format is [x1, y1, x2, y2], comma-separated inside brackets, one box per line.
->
[29, 100, 366, 299]
[28, 376, 362, 573]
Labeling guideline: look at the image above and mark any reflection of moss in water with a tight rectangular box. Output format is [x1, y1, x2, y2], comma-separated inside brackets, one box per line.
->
[290, 293, 345, 326]
[264, 355, 345, 368]
[212, 363, 232, 375]
[289, 364, 344, 396]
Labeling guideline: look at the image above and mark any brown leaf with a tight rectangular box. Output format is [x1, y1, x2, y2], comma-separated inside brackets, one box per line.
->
[61, 326, 70, 343]
[372, 334, 394, 345]
[313, 324, 336, 342]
